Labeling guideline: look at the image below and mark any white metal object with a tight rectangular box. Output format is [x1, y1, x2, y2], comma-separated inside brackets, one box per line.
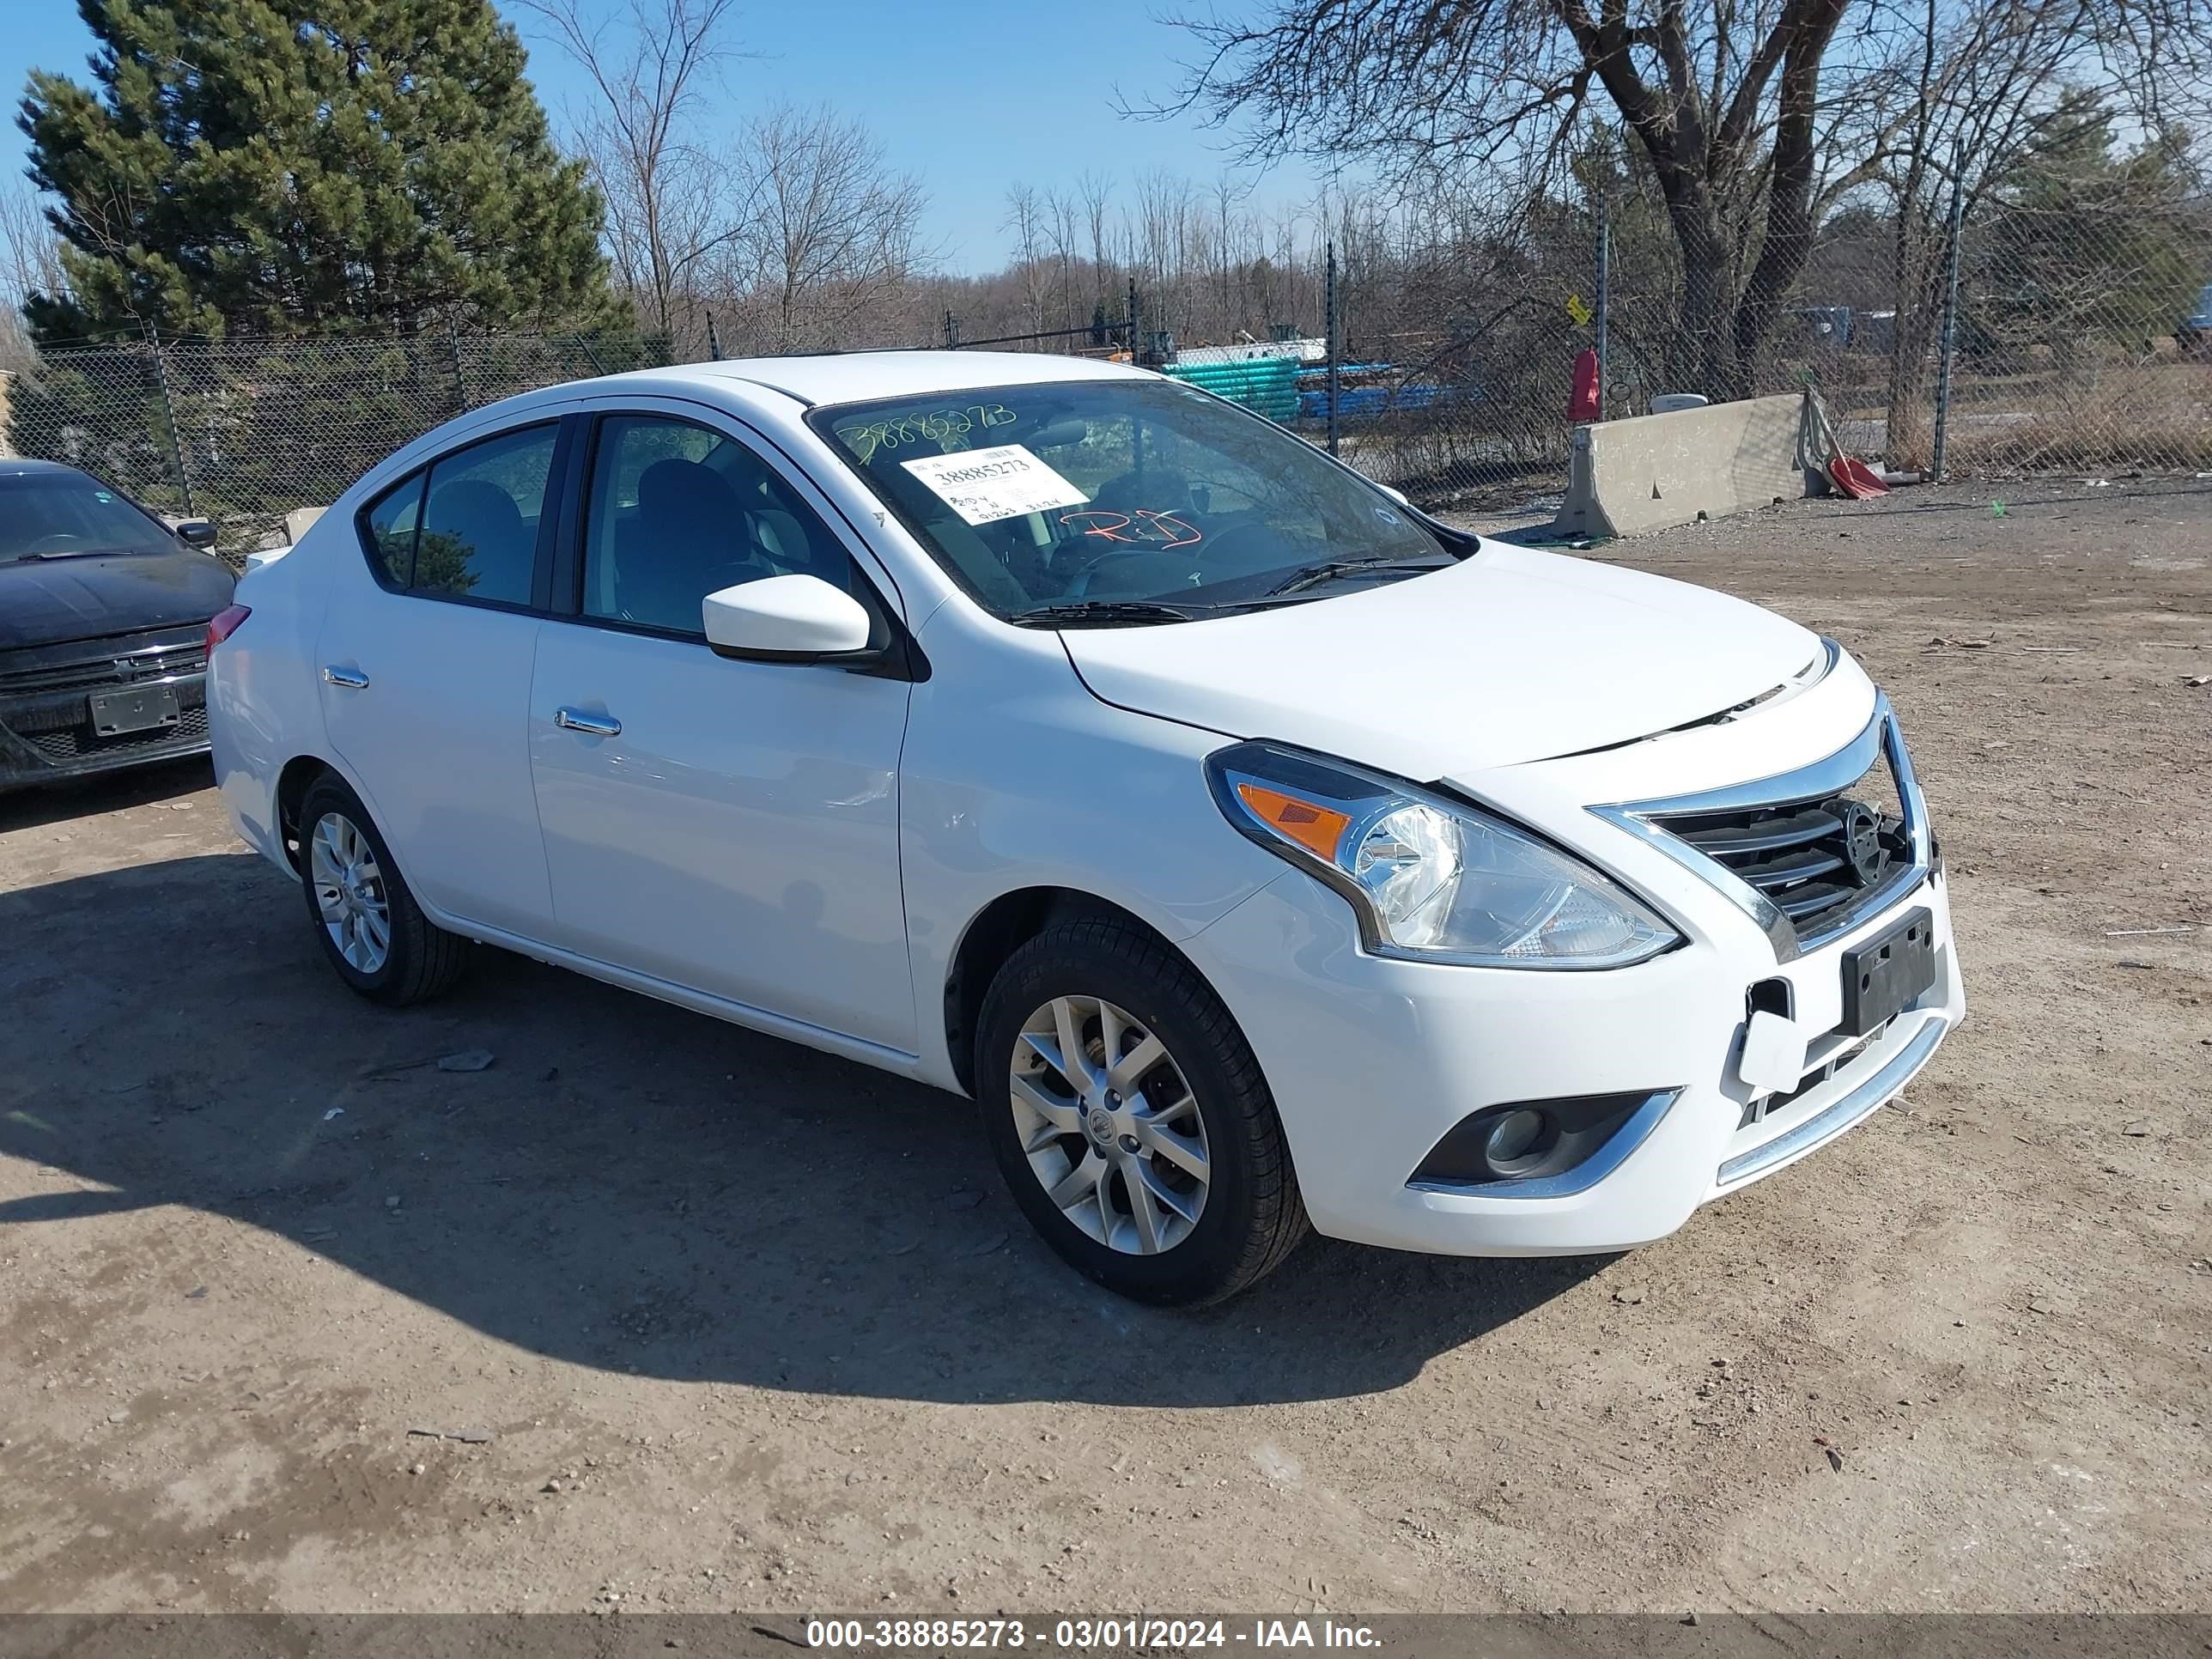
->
[1650, 392, 1710, 413]
[208, 350, 1964, 1280]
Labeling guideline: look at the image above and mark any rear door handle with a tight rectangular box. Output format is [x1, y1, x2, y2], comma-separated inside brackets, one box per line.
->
[322, 665, 369, 690]
[555, 707, 621, 738]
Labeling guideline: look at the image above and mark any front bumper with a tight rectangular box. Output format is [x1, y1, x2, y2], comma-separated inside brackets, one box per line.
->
[1181, 678, 1965, 1257]
[1190, 862, 1960, 1255]
[0, 629, 212, 792]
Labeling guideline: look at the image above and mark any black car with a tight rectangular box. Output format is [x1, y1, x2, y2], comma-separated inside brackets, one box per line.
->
[0, 459, 236, 792]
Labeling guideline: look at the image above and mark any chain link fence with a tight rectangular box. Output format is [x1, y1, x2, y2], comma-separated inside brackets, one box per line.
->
[4, 163, 2205, 547]
[2, 331, 671, 561]
[1295, 214, 1602, 514]
[1254, 165, 2211, 513]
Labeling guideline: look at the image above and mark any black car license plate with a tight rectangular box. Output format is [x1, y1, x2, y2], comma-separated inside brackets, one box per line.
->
[88, 684, 181, 737]
[1840, 906, 1936, 1036]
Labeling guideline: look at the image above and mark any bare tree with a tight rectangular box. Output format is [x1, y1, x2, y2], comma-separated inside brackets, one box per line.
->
[726, 105, 930, 352]
[1078, 170, 1116, 307]
[1152, 0, 2212, 398]
[1133, 169, 1197, 336]
[1047, 188, 1081, 330]
[1850, 0, 2178, 460]
[1003, 183, 1050, 335]
[0, 183, 67, 371]
[515, 0, 745, 343]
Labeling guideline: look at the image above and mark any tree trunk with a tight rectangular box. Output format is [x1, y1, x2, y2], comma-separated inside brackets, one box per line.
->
[1883, 243, 1948, 471]
[1660, 193, 1741, 398]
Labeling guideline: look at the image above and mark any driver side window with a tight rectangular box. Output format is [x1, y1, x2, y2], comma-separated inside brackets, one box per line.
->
[580, 414, 856, 635]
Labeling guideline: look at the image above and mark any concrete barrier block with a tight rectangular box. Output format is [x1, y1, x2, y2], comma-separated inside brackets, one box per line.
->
[1556, 392, 1823, 539]
[284, 504, 328, 544]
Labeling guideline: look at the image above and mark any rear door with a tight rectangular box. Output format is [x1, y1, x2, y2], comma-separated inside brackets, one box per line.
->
[316, 419, 571, 939]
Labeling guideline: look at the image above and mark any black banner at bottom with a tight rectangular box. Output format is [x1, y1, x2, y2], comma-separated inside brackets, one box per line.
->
[2, 1615, 2209, 1659]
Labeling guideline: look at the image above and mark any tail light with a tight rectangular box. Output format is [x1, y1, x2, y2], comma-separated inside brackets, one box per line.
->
[206, 604, 252, 655]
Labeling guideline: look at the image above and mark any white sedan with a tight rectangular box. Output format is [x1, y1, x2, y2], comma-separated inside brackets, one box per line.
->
[208, 352, 1964, 1304]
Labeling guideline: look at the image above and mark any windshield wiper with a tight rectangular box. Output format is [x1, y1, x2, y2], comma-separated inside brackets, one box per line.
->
[1263, 555, 1452, 599]
[22, 546, 135, 562]
[1008, 599, 1205, 627]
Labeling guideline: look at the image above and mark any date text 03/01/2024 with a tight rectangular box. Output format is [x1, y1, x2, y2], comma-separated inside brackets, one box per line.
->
[804, 1618, 1383, 1650]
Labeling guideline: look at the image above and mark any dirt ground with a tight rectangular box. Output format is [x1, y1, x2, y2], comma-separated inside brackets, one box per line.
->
[2, 479, 2207, 1615]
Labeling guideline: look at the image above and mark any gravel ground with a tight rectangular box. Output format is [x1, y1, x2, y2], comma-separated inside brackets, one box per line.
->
[2, 478, 2207, 1614]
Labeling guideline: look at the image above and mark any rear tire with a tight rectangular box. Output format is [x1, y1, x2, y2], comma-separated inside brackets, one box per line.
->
[975, 915, 1308, 1305]
[297, 773, 469, 1006]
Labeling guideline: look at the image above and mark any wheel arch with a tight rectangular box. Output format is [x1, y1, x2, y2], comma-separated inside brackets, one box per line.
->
[942, 885, 1203, 1098]
[273, 755, 338, 874]
[275, 751, 386, 876]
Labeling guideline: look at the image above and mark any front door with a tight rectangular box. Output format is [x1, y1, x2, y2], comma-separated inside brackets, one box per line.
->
[526, 409, 916, 1053]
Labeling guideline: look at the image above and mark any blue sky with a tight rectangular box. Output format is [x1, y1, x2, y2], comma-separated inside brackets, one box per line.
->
[3, 0, 1324, 270]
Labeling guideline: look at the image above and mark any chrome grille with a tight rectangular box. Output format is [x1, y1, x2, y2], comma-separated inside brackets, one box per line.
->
[1591, 695, 1934, 962]
[1648, 762, 1910, 937]
[0, 631, 207, 696]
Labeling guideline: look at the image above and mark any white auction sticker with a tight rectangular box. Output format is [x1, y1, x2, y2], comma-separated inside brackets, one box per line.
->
[900, 444, 1090, 526]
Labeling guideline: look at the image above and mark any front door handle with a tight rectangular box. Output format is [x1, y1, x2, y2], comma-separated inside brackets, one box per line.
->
[322, 665, 369, 690]
[555, 707, 622, 738]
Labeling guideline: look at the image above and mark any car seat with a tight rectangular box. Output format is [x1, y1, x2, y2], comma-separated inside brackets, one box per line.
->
[617, 459, 757, 628]
[423, 478, 532, 599]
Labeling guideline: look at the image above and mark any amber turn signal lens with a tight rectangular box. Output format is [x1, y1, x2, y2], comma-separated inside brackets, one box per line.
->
[1236, 781, 1352, 862]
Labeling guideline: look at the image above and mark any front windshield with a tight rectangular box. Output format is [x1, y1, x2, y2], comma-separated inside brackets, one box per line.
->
[811, 376, 1453, 619]
[0, 474, 177, 563]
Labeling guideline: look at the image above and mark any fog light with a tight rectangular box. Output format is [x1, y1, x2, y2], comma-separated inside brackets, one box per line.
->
[1407, 1090, 1681, 1195]
[1482, 1108, 1553, 1176]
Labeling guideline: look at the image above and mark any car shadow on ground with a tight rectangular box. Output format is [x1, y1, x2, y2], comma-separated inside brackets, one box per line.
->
[0, 757, 212, 832]
[0, 847, 1605, 1407]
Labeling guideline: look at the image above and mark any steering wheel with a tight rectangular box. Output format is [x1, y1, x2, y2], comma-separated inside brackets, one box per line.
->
[1076, 520, 1291, 592]
[1182, 520, 1275, 568]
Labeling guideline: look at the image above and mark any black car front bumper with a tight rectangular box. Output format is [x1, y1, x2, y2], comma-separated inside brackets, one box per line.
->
[0, 626, 212, 793]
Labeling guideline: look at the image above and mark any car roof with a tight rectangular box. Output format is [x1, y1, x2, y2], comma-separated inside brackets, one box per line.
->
[601, 349, 1151, 409]
[0, 458, 94, 480]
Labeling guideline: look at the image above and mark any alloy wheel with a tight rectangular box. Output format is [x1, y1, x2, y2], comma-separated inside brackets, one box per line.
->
[309, 811, 392, 975]
[1009, 994, 1211, 1255]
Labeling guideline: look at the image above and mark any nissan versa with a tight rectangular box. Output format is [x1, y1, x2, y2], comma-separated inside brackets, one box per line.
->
[209, 352, 1964, 1304]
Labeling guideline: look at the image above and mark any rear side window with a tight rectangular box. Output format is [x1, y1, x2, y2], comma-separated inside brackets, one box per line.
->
[357, 423, 558, 605]
[362, 471, 423, 585]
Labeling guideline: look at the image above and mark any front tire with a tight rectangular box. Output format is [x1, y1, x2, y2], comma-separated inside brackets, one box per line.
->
[297, 773, 470, 1006]
[975, 915, 1309, 1305]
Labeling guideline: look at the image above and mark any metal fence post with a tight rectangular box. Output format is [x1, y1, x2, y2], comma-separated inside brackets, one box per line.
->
[1930, 136, 1967, 485]
[706, 309, 723, 361]
[1324, 239, 1340, 455]
[143, 327, 196, 516]
[1595, 189, 1611, 420]
[447, 323, 471, 414]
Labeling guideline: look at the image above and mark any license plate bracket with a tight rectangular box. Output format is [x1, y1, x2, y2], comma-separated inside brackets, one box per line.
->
[88, 684, 182, 737]
[1840, 906, 1936, 1036]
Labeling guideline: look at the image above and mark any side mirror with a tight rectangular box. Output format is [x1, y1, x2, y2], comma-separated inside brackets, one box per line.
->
[702, 574, 875, 663]
[175, 519, 218, 550]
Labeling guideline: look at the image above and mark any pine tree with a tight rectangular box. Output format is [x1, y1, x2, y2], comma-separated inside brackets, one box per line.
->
[18, 0, 625, 342]
[1970, 92, 2205, 363]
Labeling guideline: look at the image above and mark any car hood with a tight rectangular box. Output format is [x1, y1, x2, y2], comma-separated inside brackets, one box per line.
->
[1058, 539, 1824, 778]
[0, 546, 235, 650]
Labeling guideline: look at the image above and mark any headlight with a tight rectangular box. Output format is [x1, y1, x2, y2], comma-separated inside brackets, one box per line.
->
[1206, 741, 1680, 969]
